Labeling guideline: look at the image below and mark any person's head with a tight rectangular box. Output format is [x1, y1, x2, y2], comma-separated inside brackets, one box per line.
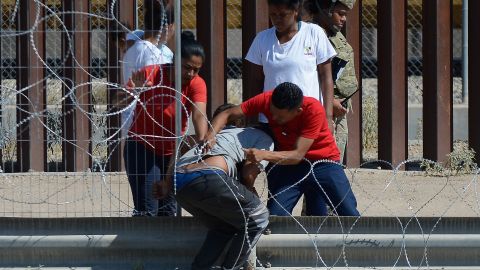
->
[180, 31, 205, 85]
[270, 82, 304, 125]
[143, 0, 165, 38]
[267, 0, 301, 33]
[303, 0, 355, 33]
[213, 103, 245, 127]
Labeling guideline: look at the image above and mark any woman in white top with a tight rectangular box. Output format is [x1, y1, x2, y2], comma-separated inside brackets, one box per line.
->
[245, 0, 337, 129]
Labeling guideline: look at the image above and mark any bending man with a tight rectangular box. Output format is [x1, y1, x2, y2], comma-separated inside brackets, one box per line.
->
[155, 104, 274, 270]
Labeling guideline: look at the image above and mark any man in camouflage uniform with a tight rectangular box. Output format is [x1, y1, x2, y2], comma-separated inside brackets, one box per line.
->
[303, 0, 358, 163]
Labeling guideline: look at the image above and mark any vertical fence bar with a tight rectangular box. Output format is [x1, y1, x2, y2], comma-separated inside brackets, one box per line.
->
[241, 0, 268, 101]
[468, 0, 479, 164]
[345, 0, 362, 167]
[377, 0, 407, 167]
[106, 0, 135, 171]
[422, 0, 453, 163]
[16, 0, 46, 172]
[197, 0, 227, 118]
[0, 0, 3, 167]
[63, 0, 91, 172]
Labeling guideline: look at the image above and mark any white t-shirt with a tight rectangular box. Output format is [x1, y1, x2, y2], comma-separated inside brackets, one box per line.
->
[121, 40, 173, 137]
[158, 44, 174, 64]
[122, 40, 172, 84]
[246, 22, 336, 121]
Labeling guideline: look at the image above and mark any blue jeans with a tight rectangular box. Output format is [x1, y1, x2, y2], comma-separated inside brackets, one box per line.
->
[124, 139, 177, 216]
[267, 161, 359, 216]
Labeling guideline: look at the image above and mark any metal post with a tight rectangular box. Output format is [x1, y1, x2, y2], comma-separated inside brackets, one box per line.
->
[377, 0, 407, 167]
[63, 0, 92, 172]
[422, 0, 453, 163]
[174, 0, 182, 216]
[468, 0, 479, 163]
[242, 0, 269, 101]
[345, 0, 362, 167]
[197, 0, 227, 118]
[462, 0, 468, 102]
[16, 0, 46, 172]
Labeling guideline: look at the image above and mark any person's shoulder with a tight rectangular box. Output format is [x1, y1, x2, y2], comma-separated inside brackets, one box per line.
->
[303, 97, 323, 110]
[186, 76, 207, 95]
[302, 22, 328, 37]
[302, 22, 324, 32]
[254, 27, 276, 41]
[190, 75, 206, 87]
[258, 26, 275, 35]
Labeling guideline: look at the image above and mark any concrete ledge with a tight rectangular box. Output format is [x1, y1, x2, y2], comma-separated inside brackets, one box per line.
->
[0, 217, 479, 269]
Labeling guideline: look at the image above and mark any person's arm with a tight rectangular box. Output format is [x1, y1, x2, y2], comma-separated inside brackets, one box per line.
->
[244, 136, 314, 166]
[203, 106, 246, 150]
[317, 60, 335, 132]
[191, 101, 208, 141]
[333, 98, 348, 117]
[241, 161, 261, 196]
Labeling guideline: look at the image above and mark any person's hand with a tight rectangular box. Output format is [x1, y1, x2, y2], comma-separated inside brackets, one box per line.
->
[129, 69, 152, 90]
[333, 98, 347, 117]
[243, 148, 265, 164]
[202, 133, 217, 154]
[153, 178, 172, 200]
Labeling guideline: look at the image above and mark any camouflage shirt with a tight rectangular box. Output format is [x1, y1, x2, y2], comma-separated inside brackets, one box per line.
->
[329, 32, 358, 99]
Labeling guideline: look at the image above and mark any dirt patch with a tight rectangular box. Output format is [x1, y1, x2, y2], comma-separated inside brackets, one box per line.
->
[0, 170, 478, 218]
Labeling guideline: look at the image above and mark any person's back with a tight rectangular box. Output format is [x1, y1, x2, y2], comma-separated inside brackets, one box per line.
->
[176, 127, 274, 179]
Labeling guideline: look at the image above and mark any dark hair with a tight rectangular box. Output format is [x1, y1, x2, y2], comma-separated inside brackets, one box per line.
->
[267, 0, 301, 10]
[181, 31, 205, 61]
[272, 82, 303, 110]
[144, 0, 165, 32]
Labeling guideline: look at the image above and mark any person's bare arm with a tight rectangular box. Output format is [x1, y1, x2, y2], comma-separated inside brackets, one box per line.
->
[203, 106, 246, 150]
[244, 137, 314, 166]
[191, 101, 208, 141]
[317, 60, 335, 132]
[241, 161, 261, 195]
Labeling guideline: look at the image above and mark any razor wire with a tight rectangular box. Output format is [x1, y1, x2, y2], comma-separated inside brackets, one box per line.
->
[0, 0, 477, 269]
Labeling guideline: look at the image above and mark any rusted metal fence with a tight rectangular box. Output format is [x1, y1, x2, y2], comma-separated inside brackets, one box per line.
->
[0, 0, 478, 172]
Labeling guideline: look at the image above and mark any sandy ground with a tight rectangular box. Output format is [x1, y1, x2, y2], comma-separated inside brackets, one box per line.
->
[0, 169, 478, 218]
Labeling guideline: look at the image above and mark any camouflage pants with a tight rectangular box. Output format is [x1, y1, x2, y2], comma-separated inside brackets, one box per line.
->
[334, 113, 348, 164]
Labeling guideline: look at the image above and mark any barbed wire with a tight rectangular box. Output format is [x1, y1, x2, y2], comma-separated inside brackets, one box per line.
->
[0, 0, 477, 269]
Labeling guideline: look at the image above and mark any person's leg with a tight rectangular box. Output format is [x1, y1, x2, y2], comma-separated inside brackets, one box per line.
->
[266, 163, 309, 216]
[334, 114, 348, 164]
[123, 140, 158, 216]
[176, 192, 236, 269]
[309, 162, 360, 216]
[155, 155, 177, 216]
[177, 173, 268, 270]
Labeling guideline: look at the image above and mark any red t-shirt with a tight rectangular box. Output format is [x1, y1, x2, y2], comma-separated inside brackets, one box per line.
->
[129, 64, 207, 156]
[240, 91, 340, 161]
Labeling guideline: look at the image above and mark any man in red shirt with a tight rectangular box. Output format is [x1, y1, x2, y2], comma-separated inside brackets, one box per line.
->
[205, 82, 359, 216]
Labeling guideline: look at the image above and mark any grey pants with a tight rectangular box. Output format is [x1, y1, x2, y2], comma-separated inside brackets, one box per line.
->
[176, 172, 269, 270]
